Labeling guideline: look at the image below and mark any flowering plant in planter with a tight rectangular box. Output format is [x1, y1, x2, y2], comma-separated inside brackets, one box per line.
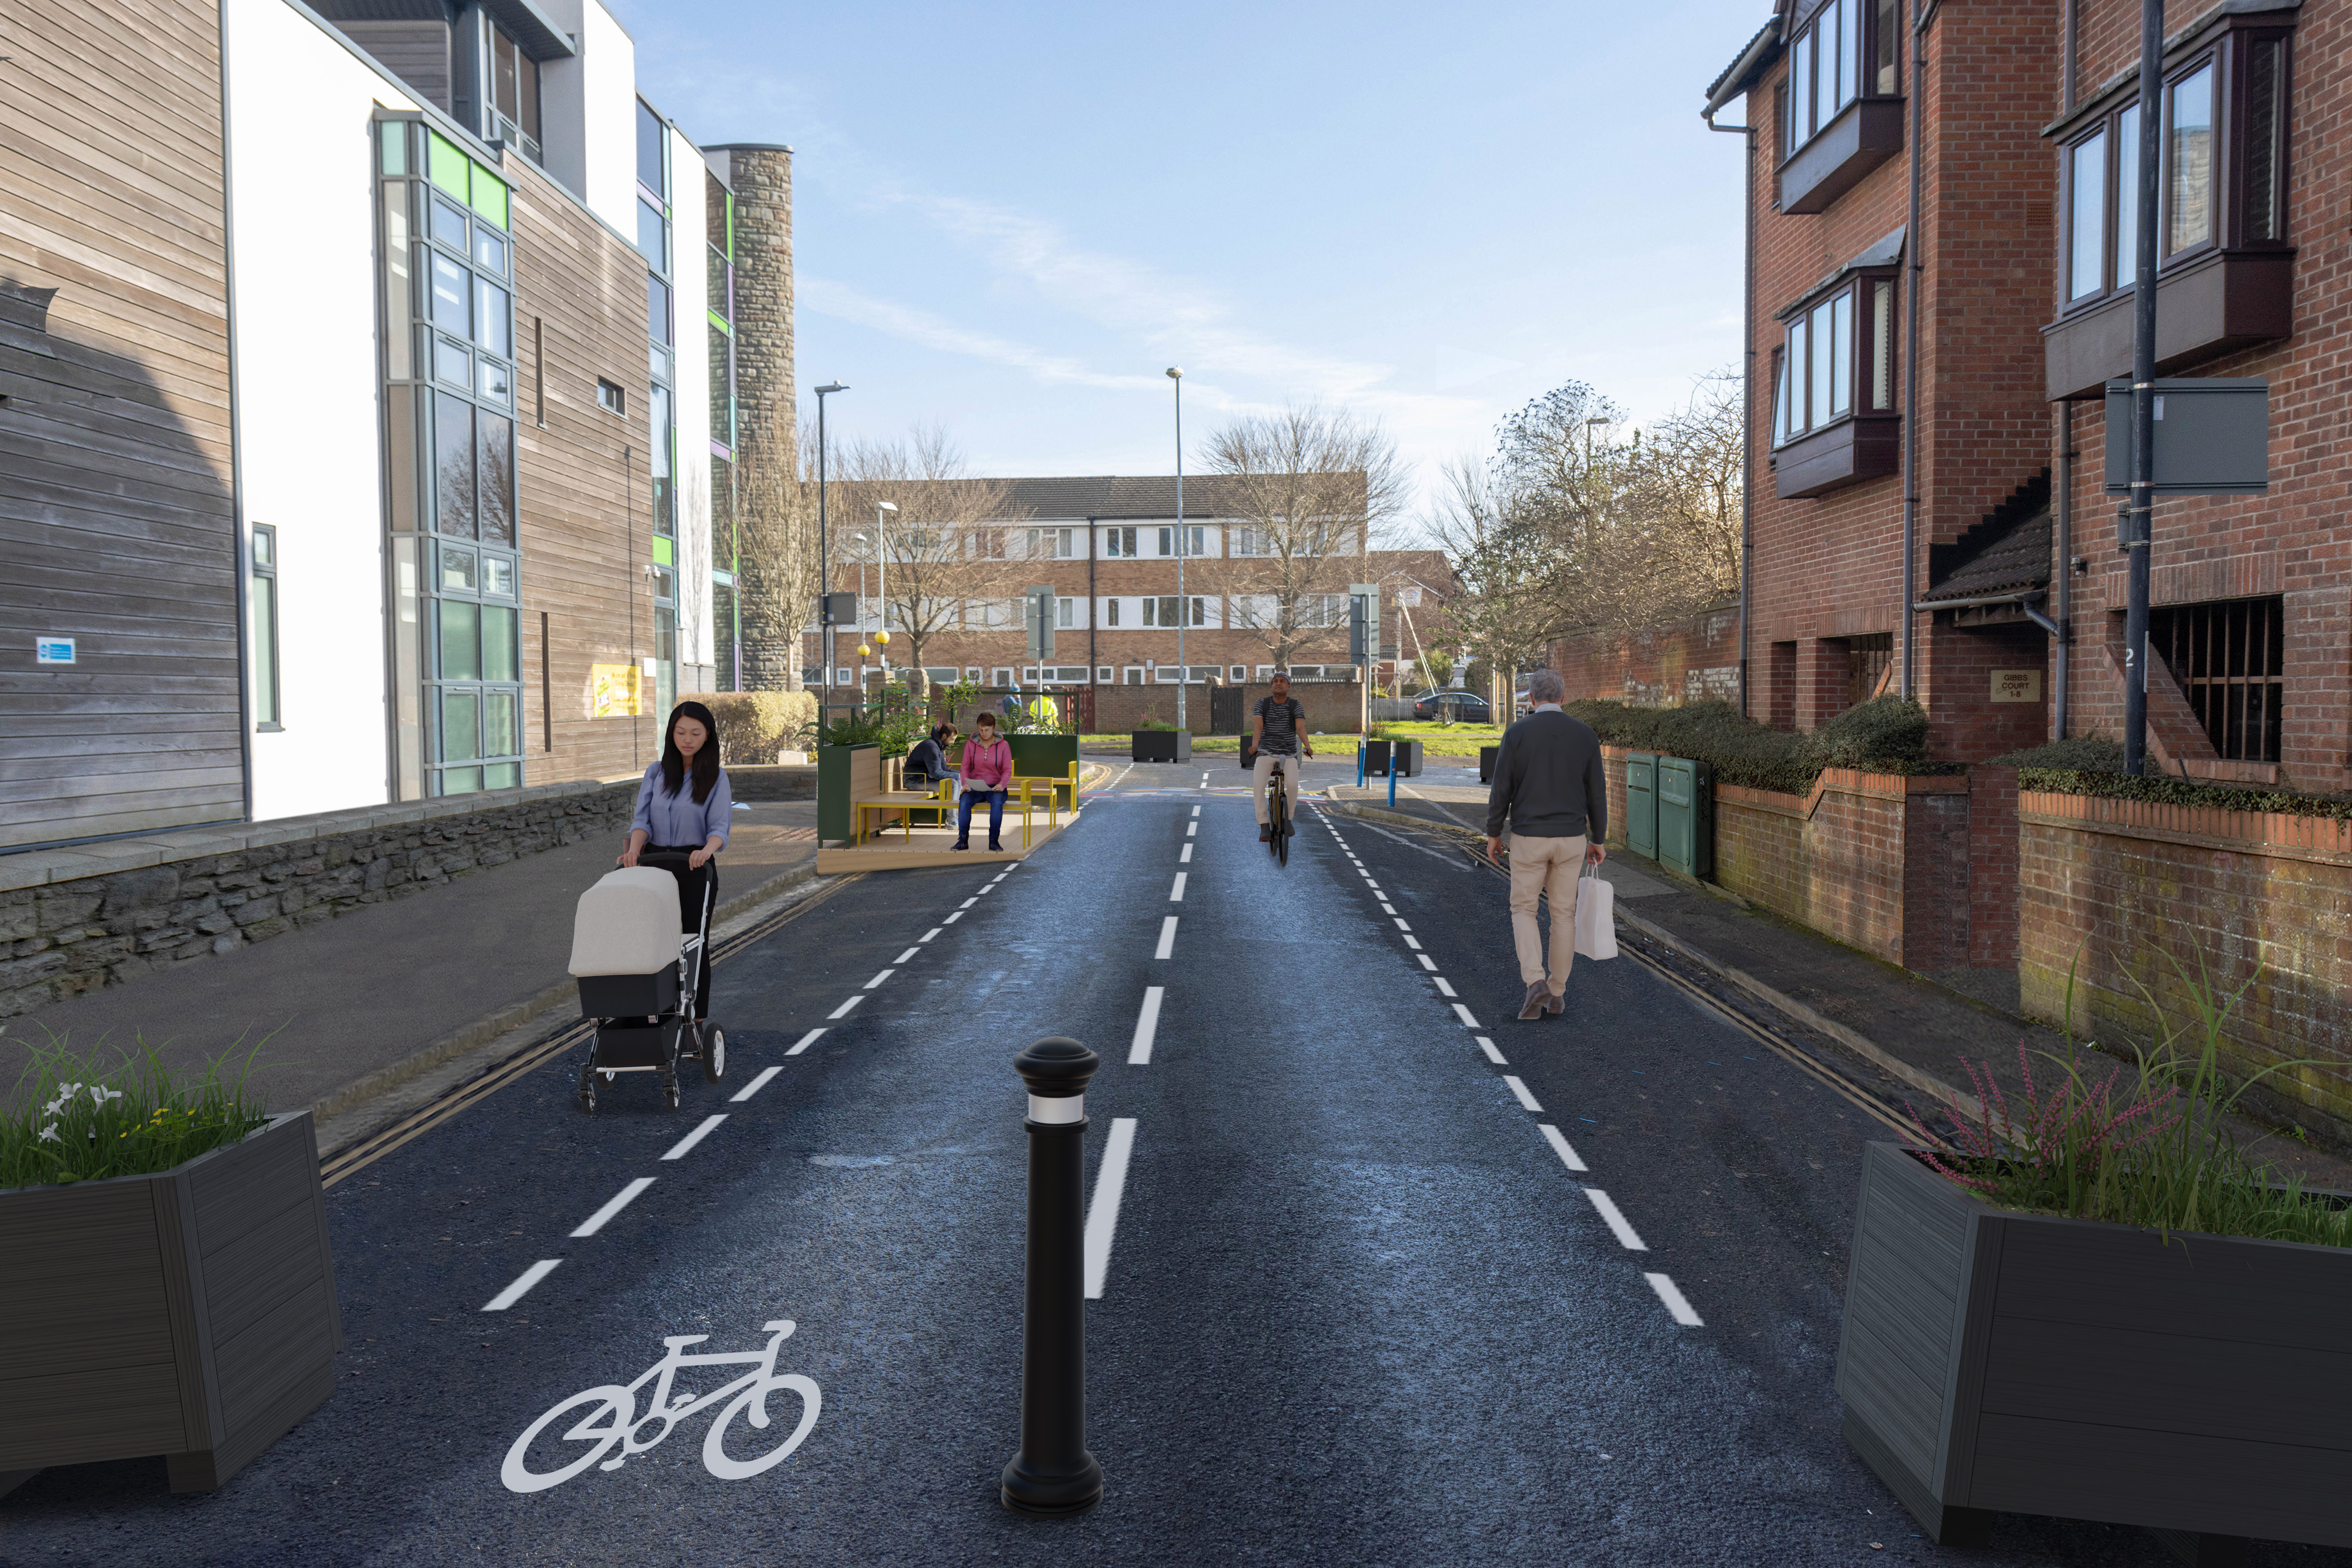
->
[2, 1030, 270, 1189]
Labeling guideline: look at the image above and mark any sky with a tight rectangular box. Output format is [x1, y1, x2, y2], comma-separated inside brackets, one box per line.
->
[619, 0, 1767, 532]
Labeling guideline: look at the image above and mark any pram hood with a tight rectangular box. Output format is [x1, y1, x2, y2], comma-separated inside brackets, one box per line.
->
[569, 866, 682, 978]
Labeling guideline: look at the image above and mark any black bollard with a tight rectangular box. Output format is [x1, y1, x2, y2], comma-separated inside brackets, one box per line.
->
[1001, 1035, 1105, 1517]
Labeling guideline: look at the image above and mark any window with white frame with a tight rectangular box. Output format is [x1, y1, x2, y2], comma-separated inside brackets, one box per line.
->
[1103, 526, 1138, 557]
[1028, 526, 1077, 559]
[1057, 597, 1075, 628]
[1142, 596, 1207, 628]
[1157, 525, 1205, 557]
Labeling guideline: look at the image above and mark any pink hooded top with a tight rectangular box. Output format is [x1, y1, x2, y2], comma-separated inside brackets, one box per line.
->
[960, 734, 1013, 790]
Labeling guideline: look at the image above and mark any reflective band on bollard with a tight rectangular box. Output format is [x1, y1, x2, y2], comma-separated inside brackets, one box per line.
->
[1002, 1036, 1104, 1517]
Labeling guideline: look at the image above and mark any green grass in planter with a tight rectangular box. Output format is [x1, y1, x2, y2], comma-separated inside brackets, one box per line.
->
[1, 1027, 271, 1189]
[1910, 950, 2352, 1248]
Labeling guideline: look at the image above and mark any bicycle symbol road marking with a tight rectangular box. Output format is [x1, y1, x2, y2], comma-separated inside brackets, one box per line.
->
[502, 1319, 823, 1493]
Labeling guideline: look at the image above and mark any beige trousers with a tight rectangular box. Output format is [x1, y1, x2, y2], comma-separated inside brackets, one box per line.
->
[1251, 751, 1301, 825]
[1508, 833, 1587, 991]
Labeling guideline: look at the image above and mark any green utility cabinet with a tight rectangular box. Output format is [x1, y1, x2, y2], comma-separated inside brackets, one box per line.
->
[816, 743, 878, 845]
[1623, 752, 1659, 859]
[1657, 755, 1713, 880]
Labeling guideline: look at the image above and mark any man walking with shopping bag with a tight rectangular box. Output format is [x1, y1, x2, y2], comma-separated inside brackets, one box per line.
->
[1484, 668, 1608, 1021]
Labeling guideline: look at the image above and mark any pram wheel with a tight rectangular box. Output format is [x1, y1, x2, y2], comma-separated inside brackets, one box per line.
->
[700, 1026, 726, 1084]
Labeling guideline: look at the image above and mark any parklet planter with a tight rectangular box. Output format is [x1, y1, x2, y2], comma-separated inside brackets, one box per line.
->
[1131, 729, 1190, 763]
[1836, 1141, 2352, 1555]
[0, 1112, 342, 1494]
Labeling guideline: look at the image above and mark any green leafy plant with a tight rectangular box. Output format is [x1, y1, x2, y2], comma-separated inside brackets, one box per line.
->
[1134, 715, 1175, 732]
[1907, 949, 2352, 1248]
[2, 1028, 272, 1189]
[1565, 696, 1945, 796]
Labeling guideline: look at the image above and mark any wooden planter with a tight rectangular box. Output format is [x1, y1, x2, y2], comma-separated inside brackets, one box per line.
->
[1131, 730, 1190, 763]
[0, 1112, 342, 1494]
[1837, 1141, 2352, 1556]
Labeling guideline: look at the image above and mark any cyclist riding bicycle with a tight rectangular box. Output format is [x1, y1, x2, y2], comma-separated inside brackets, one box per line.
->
[1252, 672, 1314, 841]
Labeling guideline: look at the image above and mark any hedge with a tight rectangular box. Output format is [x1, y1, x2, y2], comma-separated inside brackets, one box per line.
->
[680, 691, 818, 766]
[1563, 697, 1943, 797]
[1990, 733, 2352, 820]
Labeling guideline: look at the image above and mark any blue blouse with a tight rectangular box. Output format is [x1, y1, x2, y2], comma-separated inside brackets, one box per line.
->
[631, 762, 734, 849]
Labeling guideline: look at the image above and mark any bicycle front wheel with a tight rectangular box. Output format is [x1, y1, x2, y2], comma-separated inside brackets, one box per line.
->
[502, 1385, 632, 1493]
[703, 1373, 822, 1480]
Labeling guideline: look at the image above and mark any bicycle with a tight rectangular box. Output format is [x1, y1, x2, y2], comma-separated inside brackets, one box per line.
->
[1265, 755, 1291, 867]
[502, 1319, 823, 1493]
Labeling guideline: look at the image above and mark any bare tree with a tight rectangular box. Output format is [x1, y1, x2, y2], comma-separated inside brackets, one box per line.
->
[1618, 370, 1743, 624]
[838, 426, 1029, 676]
[1197, 405, 1403, 670]
[1427, 454, 1562, 703]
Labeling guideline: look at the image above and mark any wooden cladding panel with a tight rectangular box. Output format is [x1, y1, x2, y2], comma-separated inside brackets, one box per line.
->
[0, 0, 239, 852]
[506, 161, 656, 788]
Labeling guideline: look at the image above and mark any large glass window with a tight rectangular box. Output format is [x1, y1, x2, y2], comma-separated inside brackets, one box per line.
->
[249, 523, 280, 730]
[2167, 62, 2214, 255]
[489, 24, 542, 163]
[2068, 130, 2106, 300]
[383, 122, 525, 798]
[1772, 273, 1896, 446]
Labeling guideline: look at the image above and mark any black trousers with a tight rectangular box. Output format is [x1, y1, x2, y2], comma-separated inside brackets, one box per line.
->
[646, 846, 717, 1018]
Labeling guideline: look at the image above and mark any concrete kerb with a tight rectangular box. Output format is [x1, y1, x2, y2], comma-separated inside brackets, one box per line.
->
[1319, 794, 1991, 1126]
[306, 857, 826, 1156]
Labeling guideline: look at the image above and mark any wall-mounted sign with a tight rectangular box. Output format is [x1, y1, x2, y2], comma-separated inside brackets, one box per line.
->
[35, 637, 75, 666]
[1396, 586, 1422, 607]
[1991, 670, 2043, 704]
[590, 663, 640, 718]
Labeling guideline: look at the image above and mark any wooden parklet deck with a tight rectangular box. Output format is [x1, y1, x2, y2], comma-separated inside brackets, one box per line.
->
[814, 808, 1080, 872]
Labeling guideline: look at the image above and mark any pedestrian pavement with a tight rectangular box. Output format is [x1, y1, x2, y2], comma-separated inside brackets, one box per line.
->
[1329, 790, 2352, 1191]
[0, 801, 818, 1125]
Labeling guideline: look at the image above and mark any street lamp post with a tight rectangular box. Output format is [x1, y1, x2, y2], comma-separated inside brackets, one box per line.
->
[814, 381, 847, 694]
[877, 500, 898, 686]
[1165, 367, 1185, 730]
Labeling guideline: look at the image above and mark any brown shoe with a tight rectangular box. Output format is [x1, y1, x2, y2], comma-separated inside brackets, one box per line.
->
[1518, 980, 1551, 1021]
[1545, 989, 1565, 1016]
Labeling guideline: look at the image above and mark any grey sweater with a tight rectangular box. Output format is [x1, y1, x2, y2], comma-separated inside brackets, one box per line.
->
[1485, 709, 1608, 841]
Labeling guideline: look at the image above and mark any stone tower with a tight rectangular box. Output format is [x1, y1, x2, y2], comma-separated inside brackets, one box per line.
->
[704, 143, 799, 690]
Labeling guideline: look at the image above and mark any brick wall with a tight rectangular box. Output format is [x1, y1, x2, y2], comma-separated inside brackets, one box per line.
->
[2019, 790, 2352, 1142]
[1551, 609, 1740, 707]
[0, 778, 636, 1020]
[1087, 680, 1364, 735]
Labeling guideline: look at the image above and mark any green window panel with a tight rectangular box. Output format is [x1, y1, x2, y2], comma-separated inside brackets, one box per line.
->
[470, 168, 509, 230]
[443, 765, 483, 794]
[483, 761, 520, 790]
[439, 599, 481, 681]
[483, 604, 519, 681]
[651, 534, 674, 566]
[485, 690, 519, 755]
[440, 688, 480, 761]
[429, 131, 469, 199]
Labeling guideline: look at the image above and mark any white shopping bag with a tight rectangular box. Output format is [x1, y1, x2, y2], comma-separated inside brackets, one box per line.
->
[1573, 861, 1618, 961]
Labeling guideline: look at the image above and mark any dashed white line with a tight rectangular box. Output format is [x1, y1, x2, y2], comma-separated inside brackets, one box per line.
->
[1584, 1189, 1649, 1251]
[919, 928, 942, 942]
[1084, 1118, 1138, 1299]
[1539, 1124, 1588, 1171]
[1416, 954, 1438, 971]
[1451, 1003, 1480, 1028]
[732, 1065, 785, 1100]
[893, 947, 919, 964]
[944, 910, 965, 924]
[1169, 872, 1188, 902]
[960, 898, 978, 909]
[570, 1177, 656, 1238]
[662, 1115, 727, 1160]
[483, 1259, 562, 1312]
[1645, 1273, 1705, 1326]
[1186, 821, 1197, 837]
[864, 968, 896, 988]
[1155, 917, 1178, 959]
[1476, 1036, 1507, 1064]
[1394, 918, 1412, 931]
[828, 994, 867, 1019]
[1503, 1075, 1544, 1112]
[1129, 987, 1165, 1065]
[786, 1028, 826, 1056]
[1180, 843, 1194, 863]
[1433, 977, 1457, 997]
[1402, 935, 1422, 950]
[1381, 904, 1398, 915]
[1191, 805, 1200, 817]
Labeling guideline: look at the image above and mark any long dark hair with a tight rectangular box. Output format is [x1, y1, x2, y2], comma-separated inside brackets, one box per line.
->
[661, 701, 723, 804]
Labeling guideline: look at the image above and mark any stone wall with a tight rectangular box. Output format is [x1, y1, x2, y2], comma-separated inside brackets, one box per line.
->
[0, 778, 636, 1019]
[2019, 791, 2352, 1144]
[714, 143, 799, 691]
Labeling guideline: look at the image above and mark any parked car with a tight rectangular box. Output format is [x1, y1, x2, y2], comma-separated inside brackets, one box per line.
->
[1412, 691, 1492, 722]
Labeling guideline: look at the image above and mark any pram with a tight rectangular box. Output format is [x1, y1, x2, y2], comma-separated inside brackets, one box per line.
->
[566, 850, 727, 1114]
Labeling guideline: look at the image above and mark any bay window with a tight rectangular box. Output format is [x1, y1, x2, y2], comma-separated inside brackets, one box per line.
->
[2045, 20, 2293, 399]
[1778, 0, 1902, 213]
[1772, 269, 1899, 498]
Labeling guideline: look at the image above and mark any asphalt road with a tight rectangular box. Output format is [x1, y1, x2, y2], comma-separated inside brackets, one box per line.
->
[7, 759, 2346, 1566]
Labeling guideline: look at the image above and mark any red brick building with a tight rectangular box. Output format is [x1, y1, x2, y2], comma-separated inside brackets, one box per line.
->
[1688, 0, 2347, 792]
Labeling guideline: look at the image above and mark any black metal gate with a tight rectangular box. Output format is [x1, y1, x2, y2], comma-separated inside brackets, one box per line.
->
[1210, 686, 1245, 735]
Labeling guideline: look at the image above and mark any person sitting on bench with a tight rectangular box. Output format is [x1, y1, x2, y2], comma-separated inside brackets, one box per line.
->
[906, 723, 957, 789]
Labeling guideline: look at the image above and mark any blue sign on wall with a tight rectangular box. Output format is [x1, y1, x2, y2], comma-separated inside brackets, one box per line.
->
[35, 637, 75, 666]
